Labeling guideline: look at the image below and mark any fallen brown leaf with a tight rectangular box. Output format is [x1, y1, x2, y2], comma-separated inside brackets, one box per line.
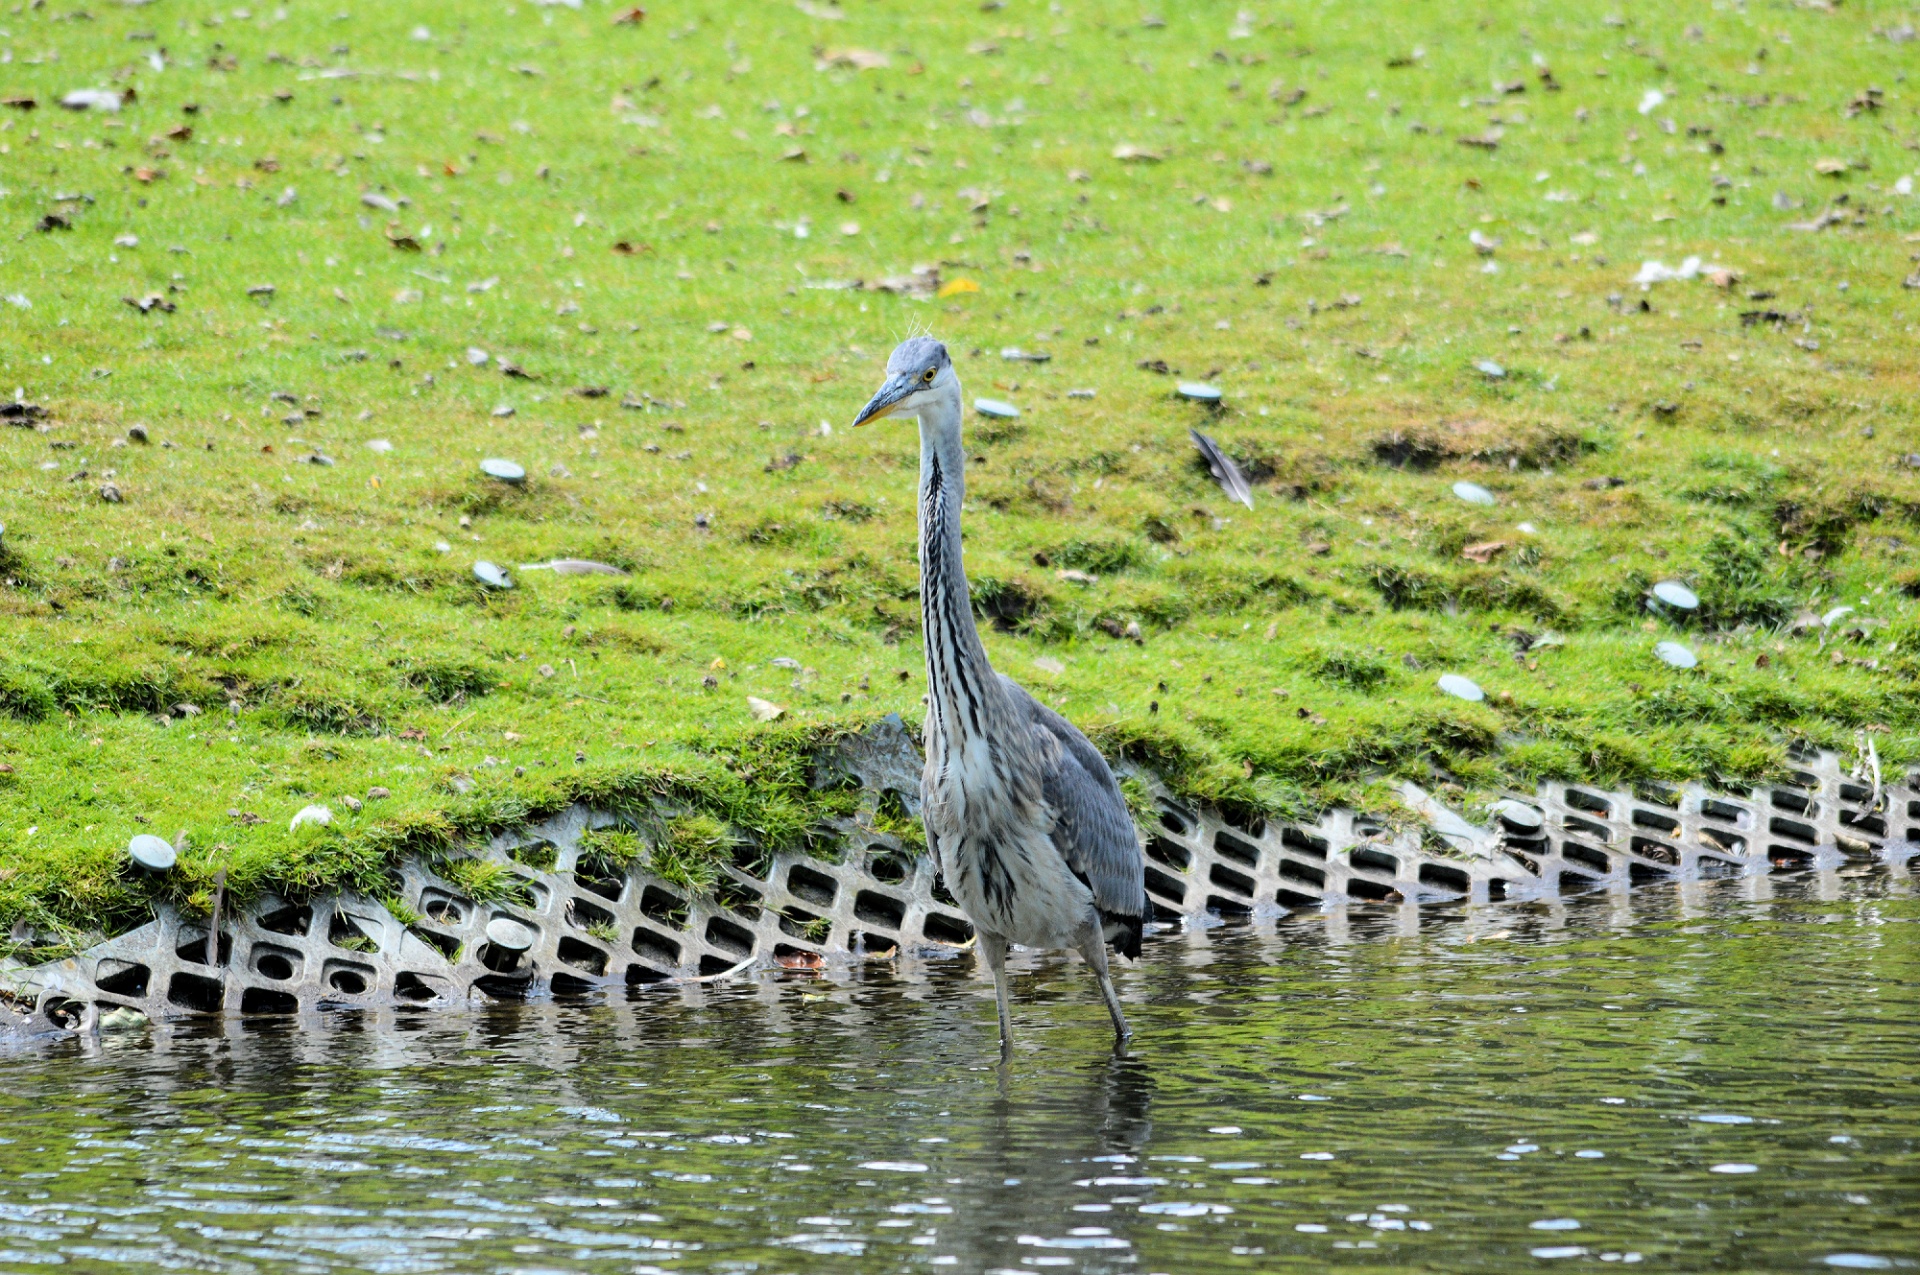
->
[1461, 540, 1509, 564]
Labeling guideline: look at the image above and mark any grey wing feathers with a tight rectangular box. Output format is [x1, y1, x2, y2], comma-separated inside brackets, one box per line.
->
[1189, 427, 1254, 510]
[1000, 676, 1146, 921]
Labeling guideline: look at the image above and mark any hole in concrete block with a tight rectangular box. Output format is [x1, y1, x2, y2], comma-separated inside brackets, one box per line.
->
[868, 852, 909, 884]
[566, 896, 615, 931]
[931, 875, 959, 908]
[1698, 827, 1746, 855]
[1768, 816, 1819, 845]
[851, 930, 899, 956]
[641, 885, 689, 929]
[1280, 859, 1326, 888]
[1509, 850, 1541, 876]
[1839, 809, 1886, 837]
[1207, 863, 1254, 898]
[421, 891, 466, 927]
[256, 903, 312, 936]
[176, 930, 233, 967]
[394, 971, 444, 1003]
[328, 911, 380, 953]
[323, 959, 375, 996]
[1770, 788, 1814, 816]
[1631, 837, 1680, 866]
[1281, 826, 1329, 859]
[1631, 808, 1680, 836]
[777, 906, 825, 940]
[1487, 878, 1510, 901]
[852, 890, 906, 931]
[1839, 780, 1872, 805]
[921, 911, 974, 946]
[1563, 842, 1613, 875]
[1145, 836, 1191, 872]
[1276, 887, 1318, 908]
[1564, 788, 1612, 816]
[574, 867, 625, 902]
[42, 998, 87, 1030]
[477, 942, 525, 974]
[1206, 893, 1252, 916]
[1562, 814, 1612, 842]
[704, 914, 755, 955]
[1628, 861, 1670, 884]
[94, 959, 151, 998]
[698, 954, 740, 976]
[557, 936, 609, 976]
[715, 877, 763, 921]
[1352, 847, 1399, 877]
[473, 974, 531, 1000]
[1701, 798, 1748, 825]
[239, 986, 299, 1015]
[551, 971, 597, 996]
[1214, 829, 1261, 868]
[1418, 863, 1470, 894]
[1769, 845, 1815, 871]
[1346, 876, 1398, 902]
[508, 840, 559, 872]
[786, 863, 839, 907]
[1144, 864, 1187, 905]
[631, 927, 682, 966]
[408, 926, 459, 960]
[625, 963, 670, 985]
[249, 944, 303, 982]
[1556, 868, 1603, 894]
[1159, 803, 1194, 836]
[167, 971, 225, 1013]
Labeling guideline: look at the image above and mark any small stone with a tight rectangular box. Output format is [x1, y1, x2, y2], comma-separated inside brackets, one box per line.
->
[127, 425, 149, 445]
[367, 786, 391, 800]
[1655, 640, 1698, 669]
[98, 482, 123, 503]
[480, 457, 526, 484]
[1176, 381, 1223, 403]
[973, 398, 1020, 419]
[128, 833, 176, 871]
[1437, 673, 1485, 702]
[1475, 359, 1506, 378]
[1490, 799, 1543, 831]
[1452, 481, 1496, 506]
[1650, 580, 1699, 610]
[466, 347, 490, 366]
[340, 794, 363, 813]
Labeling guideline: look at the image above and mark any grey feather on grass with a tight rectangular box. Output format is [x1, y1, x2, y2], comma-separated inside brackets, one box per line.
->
[1189, 428, 1254, 509]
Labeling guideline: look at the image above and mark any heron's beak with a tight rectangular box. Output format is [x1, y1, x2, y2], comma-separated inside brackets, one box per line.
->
[852, 375, 915, 428]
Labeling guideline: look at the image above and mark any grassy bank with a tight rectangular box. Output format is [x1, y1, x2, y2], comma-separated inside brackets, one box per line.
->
[2, 0, 1918, 948]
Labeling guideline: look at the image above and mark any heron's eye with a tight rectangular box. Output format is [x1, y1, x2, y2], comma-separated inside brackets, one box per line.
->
[923, 367, 936, 383]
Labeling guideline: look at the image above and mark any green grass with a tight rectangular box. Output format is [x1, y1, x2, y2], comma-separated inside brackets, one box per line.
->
[3, 0, 1918, 948]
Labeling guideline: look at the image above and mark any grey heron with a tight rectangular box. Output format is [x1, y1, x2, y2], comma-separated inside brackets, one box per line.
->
[852, 336, 1149, 1059]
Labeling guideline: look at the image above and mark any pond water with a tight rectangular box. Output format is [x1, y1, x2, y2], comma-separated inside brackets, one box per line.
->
[1, 870, 1916, 1273]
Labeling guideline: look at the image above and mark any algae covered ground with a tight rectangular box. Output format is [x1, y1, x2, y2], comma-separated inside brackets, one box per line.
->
[2, 0, 1919, 949]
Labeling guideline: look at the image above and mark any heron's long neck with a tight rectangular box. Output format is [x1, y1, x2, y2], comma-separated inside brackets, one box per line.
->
[918, 394, 995, 750]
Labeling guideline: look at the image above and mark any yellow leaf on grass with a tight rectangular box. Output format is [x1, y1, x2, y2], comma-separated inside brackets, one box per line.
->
[936, 277, 980, 298]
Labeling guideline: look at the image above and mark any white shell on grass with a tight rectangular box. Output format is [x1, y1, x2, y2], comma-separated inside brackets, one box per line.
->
[1176, 381, 1224, 403]
[1655, 640, 1698, 669]
[1475, 359, 1506, 378]
[479, 457, 526, 484]
[1437, 674, 1485, 702]
[517, 558, 628, 577]
[473, 561, 514, 589]
[485, 916, 535, 951]
[973, 398, 1020, 419]
[1452, 481, 1496, 506]
[127, 834, 176, 871]
[1650, 580, 1699, 610]
[289, 804, 332, 832]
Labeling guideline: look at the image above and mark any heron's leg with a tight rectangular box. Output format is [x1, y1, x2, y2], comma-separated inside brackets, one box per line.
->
[979, 931, 1013, 1062]
[1075, 917, 1130, 1054]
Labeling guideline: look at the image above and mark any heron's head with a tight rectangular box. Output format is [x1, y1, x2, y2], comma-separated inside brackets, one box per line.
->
[851, 336, 955, 428]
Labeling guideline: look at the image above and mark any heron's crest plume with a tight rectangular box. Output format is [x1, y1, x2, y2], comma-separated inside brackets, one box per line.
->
[885, 334, 951, 377]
